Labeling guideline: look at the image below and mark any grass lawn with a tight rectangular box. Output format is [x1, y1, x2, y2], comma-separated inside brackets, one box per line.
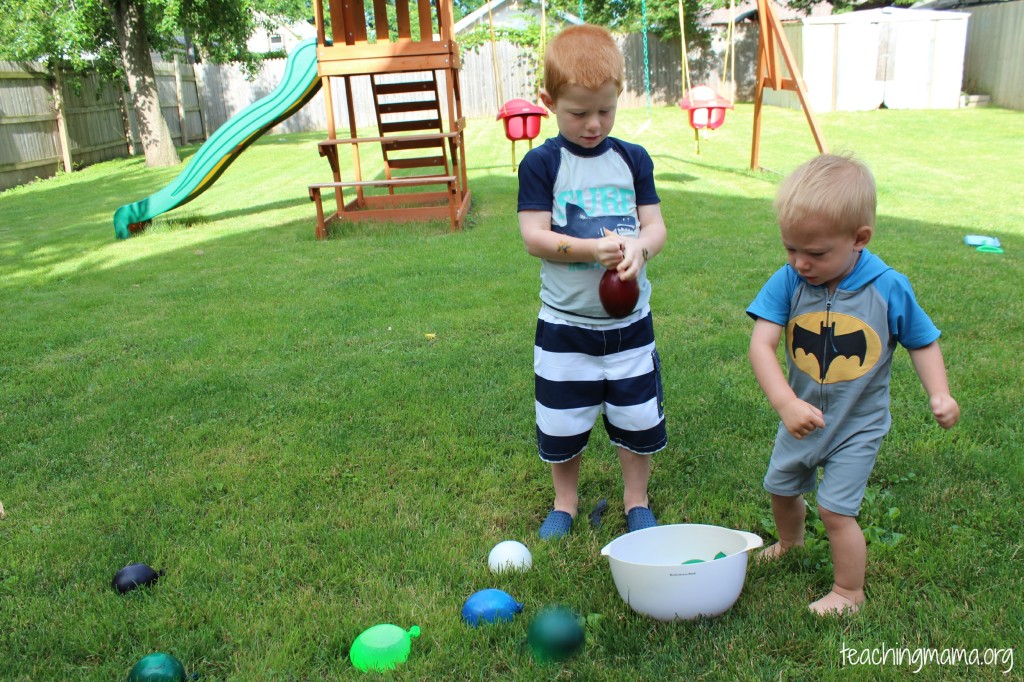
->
[1, 103, 1021, 680]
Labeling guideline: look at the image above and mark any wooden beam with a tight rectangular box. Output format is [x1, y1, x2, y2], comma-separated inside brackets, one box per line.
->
[764, 4, 828, 157]
[373, 0, 389, 41]
[173, 55, 189, 145]
[750, 0, 827, 170]
[318, 41, 451, 61]
[317, 55, 455, 77]
[51, 68, 74, 174]
[418, 0, 434, 40]
[314, 0, 325, 46]
[397, 0, 412, 40]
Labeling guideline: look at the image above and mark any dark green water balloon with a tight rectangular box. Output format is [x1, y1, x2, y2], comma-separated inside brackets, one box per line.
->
[527, 606, 585, 663]
[127, 652, 186, 681]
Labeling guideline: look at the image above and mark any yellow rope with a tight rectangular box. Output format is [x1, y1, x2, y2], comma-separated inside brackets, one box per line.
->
[540, 0, 548, 79]
[487, 1, 506, 113]
[679, 0, 692, 95]
[724, 0, 736, 103]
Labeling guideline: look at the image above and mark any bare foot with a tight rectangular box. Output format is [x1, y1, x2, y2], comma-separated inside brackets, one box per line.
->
[757, 541, 799, 563]
[809, 590, 863, 615]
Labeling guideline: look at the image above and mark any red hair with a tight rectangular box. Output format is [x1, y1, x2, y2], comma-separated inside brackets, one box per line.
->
[543, 24, 624, 100]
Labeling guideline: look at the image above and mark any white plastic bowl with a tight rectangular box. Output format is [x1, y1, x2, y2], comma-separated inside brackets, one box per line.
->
[600, 524, 764, 621]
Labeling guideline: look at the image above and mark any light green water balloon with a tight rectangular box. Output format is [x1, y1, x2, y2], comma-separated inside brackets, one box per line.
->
[349, 624, 421, 672]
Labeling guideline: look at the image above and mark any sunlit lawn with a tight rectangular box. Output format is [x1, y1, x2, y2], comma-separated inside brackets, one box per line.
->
[1, 103, 1021, 680]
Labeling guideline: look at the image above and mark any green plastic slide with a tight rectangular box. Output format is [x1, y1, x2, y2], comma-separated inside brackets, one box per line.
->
[113, 37, 321, 239]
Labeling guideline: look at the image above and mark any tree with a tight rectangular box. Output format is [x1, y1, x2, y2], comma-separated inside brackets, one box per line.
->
[540, 0, 713, 43]
[454, 0, 716, 68]
[454, 0, 717, 97]
[0, 0, 308, 167]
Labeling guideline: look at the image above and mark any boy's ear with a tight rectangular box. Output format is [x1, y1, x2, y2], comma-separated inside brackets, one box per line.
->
[539, 89, 555, 109]
[854, 225, 873, 249]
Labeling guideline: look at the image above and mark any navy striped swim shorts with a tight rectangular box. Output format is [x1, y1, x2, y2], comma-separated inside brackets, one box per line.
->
[534, 306, 667, 463]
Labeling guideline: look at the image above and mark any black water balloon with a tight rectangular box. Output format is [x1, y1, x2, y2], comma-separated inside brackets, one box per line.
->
[112, 563, 164, 593]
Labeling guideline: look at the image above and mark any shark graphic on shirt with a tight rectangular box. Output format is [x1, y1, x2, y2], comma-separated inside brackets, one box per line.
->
[558, 202, 637, 239]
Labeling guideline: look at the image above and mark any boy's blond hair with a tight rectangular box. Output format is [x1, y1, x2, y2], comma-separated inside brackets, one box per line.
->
[543, 24, 624, 101]
[775, 153, 876, 234]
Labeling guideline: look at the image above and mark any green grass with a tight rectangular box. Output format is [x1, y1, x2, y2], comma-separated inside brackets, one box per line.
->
[1, 104, 1022, 680]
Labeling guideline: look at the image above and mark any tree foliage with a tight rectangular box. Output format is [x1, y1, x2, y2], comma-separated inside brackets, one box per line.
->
[0, 0, 309, 166]
[0, 0, 308, 79]
[453, 0, 716, 65]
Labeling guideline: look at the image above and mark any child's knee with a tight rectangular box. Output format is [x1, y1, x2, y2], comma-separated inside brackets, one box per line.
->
[817, 505, 857, 529]
[771, 492, 804, 509]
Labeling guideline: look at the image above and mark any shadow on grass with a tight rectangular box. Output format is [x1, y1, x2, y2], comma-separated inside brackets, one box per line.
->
[0, 135, 332, 278]
[1, 151, 1019, 294]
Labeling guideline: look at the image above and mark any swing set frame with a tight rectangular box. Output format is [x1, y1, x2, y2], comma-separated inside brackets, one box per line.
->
[676, 0, 827, 166]
[750, 0, 828, 169]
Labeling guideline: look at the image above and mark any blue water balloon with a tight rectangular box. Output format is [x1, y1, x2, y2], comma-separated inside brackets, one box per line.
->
[461, 589, 524, 626]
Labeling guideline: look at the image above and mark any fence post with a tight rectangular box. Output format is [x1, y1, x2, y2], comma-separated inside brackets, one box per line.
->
[51, 67, 74, 173]
[173, 54, 189, 145]
[118, 86, 138, 156]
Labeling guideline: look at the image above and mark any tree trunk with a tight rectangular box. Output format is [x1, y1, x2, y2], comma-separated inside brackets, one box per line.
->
[105, 0, 180, 167]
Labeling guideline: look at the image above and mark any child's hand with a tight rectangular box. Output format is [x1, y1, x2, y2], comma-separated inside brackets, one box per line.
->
[930, 393, 960, 429]
[778, 399, 826, 439]
[600, 229, 647, 280]
[616, 236, 647, 281]
[595, 229, 626, 269]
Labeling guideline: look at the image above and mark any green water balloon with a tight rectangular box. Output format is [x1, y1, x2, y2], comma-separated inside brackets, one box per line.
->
[127, 652, 186, 682]
[527, 606, 585, 663]
[349, 623, 420, 672]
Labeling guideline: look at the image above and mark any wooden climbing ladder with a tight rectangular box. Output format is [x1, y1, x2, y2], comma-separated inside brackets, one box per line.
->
[309, 0, 471, 238]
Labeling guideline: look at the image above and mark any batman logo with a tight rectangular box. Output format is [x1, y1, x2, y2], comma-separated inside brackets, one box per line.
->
[787, 312, 881, 384]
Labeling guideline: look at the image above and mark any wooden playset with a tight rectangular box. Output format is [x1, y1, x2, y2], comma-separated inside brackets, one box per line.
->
[308, 0, 471, 238]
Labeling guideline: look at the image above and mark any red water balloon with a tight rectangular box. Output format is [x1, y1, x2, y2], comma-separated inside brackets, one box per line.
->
[599, 269, 640, 318]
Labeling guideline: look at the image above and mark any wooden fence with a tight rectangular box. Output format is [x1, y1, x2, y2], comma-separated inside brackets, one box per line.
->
[193, 37, 689, 135]
[2, 4, 1022, 192]
[963, 0, 1024, 110]
[0, 59, 203, 191]
[0, 35, 722, 192]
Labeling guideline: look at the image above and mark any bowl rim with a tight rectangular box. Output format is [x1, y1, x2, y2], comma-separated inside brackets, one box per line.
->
[600, 523, 764, 565]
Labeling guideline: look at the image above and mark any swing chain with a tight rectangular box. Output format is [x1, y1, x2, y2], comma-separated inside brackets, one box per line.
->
[642, 0, 650, 115]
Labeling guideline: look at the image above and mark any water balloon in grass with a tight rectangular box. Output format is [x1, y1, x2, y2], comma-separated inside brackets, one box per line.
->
[112, 563, 164, 594]
[488, 540, 532, 573]
[461, 589, 524, 626]
[127, 652, 186, 681]
[527, 606, 585, 663]
[349, 624, 420, 672]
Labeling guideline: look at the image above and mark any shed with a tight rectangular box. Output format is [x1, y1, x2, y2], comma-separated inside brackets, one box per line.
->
[764, 7, 970, 112]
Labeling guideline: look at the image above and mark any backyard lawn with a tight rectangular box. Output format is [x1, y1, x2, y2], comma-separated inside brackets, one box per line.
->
[1, 103, 1021, 680]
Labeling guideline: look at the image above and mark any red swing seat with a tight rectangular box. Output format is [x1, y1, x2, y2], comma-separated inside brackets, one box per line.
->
[679, 85, 733, 131]
[497, 99, 548, 141]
